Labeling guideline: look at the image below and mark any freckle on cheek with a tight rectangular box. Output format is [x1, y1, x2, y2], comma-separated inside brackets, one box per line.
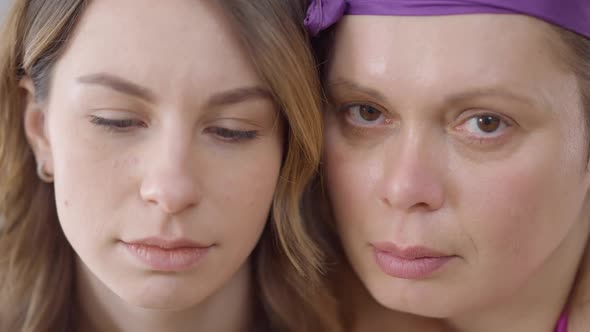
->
[64, 200, 69, 207]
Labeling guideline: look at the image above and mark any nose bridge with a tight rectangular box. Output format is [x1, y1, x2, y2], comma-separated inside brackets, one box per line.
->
[379, 124, 445, 212]
[164, 124, 193, 168]
[140, 121, 200, 215]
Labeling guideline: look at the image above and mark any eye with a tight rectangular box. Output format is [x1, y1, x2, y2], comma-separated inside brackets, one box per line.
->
[89, 116, 147, 132]
[342, 104, 389, 127]
[205, 127, 259, 143]
[475, 115, 501, 133]
[456, 114, 510, 139]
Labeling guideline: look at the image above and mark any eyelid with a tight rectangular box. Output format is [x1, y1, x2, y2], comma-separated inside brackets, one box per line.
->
[335, 101, 389, 115]
[462, 116, 508, 132]
[204, 127, 259, 143]
[89, 115, 147, 130]
[453, 109, 516, 127]
[451, 111, 515, 145]
[338, 102, 396, 128]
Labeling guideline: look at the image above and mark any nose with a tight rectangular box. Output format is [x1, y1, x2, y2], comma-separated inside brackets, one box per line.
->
[140, 132, 201, 215]
[378, 133, 445, 213]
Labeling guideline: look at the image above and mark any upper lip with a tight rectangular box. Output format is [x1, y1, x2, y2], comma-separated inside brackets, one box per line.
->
[123, 237, 212, 249]
[372, 242, 450, 259]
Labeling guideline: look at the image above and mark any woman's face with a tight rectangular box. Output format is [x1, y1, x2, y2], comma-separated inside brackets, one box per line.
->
[25, 0, 283, 310]
[324, 15, 590, 318]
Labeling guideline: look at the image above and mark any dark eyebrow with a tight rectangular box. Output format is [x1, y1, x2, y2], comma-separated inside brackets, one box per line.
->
[444, 88, 542, 110]
[77, 73, 156, 103]
[78, 73, 274, 108]
[327, 78, 546, 112]
[205, 86, 274, 109]
[326, 78, 388, 104]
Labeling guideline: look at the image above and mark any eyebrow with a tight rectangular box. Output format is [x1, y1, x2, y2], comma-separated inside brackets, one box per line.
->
[443, 88, 542, 110]
[77, 72, 274, 108]
[204, 86, 274, 109]
[326, 78, 388, 104]
[77, 73, 156, 103]
[327, 77, 544, 111]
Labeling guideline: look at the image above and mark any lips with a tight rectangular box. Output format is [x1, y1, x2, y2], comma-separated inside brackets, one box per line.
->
[121, 237, 213, 272]
[371, 242, 455, 279]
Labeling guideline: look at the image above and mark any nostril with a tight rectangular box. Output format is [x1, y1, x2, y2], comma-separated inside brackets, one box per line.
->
[413, 201, 433, 212]
[381, 197, 432, 211]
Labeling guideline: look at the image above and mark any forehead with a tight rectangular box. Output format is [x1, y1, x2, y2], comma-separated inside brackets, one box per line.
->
[327, 14, 567, 95]
[54, 0, 260, 93]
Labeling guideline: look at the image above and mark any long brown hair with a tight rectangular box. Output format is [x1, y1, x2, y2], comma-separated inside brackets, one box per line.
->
[0, 1, 340, 331]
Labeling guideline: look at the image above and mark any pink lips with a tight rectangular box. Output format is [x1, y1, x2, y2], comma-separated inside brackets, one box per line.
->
[372, 242, 454, 279]
[122, 237, 212, 272]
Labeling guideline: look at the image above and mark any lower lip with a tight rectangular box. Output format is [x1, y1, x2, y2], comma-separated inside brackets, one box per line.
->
[123, 242, 211, 272]
[374, 249, 453, 280]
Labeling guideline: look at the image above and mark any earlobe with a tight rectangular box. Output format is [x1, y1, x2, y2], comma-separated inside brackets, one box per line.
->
[20, 76, 54, 179]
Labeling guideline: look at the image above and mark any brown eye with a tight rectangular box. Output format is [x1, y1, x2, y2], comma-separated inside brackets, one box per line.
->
[457, 113, 510, 143]
[477, 115, 500, 133]
[359, 105, 382, 122]
[342, 104, 388, 128]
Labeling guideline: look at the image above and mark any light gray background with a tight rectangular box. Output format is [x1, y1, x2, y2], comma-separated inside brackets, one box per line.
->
[1, 0, 9, 21]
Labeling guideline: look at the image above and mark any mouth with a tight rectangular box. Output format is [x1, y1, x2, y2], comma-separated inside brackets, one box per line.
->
[371, 242, 456, 279]
[121, 237, 214, 272]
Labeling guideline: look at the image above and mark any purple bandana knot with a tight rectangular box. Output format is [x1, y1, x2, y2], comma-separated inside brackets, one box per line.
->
[304, 0, 349, 36]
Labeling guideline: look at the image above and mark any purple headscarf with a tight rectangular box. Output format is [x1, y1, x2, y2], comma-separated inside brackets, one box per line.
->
[304, 0, 590, 39]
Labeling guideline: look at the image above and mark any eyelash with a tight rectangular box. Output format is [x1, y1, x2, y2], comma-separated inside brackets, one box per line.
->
[333, 102, 514, 145]
[89, 116, 146, 132]
[453, 112, 513, 145]
[203, 127, 259, 142]
[338, 103, 389, 126]
[89, 116, 258, 142]
[332, 102, 395, 137]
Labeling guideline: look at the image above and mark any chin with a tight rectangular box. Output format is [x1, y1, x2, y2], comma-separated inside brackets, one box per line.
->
[113, 278, 209, 312]
[124, 290, 204, 311]
[378, 297, 455, 319]
[365, 279, 460, 319]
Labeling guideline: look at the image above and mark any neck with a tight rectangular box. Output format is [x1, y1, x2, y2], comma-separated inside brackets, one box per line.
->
[75, 260, 254, 332]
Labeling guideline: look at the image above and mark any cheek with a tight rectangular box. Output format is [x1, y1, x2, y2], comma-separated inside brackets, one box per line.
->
[460, 170, 547, 261]
[203, 140, 283, 244]
[47, 115, 141, 255]
[455, 146, 587, 270]
[324, 129, 380, 233]
[53, 141, 134, 254]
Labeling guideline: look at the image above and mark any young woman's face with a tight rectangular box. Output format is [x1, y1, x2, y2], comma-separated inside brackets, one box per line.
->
[324, 15, 590, 318]
[26, 0, 283, 310]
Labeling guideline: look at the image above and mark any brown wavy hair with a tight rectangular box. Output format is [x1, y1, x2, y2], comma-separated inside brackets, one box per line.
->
[0, 1, 341, 331]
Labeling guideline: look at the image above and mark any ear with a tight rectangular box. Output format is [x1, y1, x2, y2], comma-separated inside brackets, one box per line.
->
[20, 76, 54, 177]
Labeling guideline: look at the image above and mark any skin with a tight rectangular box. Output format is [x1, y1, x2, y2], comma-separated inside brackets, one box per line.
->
[569, 242, 590, 331]
[324, 14, 590, 332]
[23, 0, 283, 331]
